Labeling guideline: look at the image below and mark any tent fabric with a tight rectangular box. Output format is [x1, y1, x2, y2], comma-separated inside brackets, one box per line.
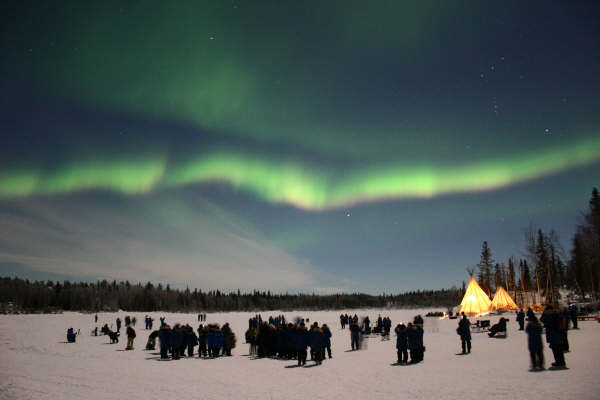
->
[458, 277, 491, 316]
[490, 286, 519, 311]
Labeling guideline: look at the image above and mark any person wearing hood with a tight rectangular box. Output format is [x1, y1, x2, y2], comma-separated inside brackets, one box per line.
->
[158, 323, 171, 360]
[526, 315, 544, 370]
[457, 314, 472, 354]
[395, 323, 408, 364]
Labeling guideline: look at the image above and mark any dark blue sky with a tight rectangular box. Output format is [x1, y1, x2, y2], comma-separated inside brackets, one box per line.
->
[0, 1, 599, 292]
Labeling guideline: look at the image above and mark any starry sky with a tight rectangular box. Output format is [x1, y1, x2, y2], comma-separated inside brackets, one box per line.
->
[1, 1, 599, 293]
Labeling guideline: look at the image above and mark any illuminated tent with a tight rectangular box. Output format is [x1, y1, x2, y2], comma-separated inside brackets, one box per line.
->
[490, 286, 519, 311]
[458, 277, 491, 316]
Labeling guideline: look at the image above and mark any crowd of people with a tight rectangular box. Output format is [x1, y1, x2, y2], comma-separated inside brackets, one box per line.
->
[244, 315, 332, 365]
[155, 322, 236, 360]
[82, 305, 586, 371]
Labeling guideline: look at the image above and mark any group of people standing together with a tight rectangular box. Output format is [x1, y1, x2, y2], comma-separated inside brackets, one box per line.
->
[457, 304, 577, 371]
[245, 315, 332, 366]
[156, 322, 236, 360]
[394, 316, 425, 364]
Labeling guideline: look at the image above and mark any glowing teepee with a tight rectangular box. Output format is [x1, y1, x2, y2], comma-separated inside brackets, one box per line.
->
[490, 286, 519, 311]
[458, 277, 492, 316]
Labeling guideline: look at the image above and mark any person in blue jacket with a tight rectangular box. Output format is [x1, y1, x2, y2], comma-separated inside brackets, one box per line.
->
[158, 323, 171, 360]
[526, 315, 544, 370]
[407, 322, 424, 363]
[206, 324, 223, 358]
[170, 324, 184, 360]
[295, 322, 309, 366]
[66, 327, 77, 343]
[395, 323, 408, 364]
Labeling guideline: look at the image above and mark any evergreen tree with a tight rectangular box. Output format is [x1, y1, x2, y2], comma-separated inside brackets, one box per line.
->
[521, 260, 532, 291]
[477, 241, 494, 296]
[507, 257, 516, 292]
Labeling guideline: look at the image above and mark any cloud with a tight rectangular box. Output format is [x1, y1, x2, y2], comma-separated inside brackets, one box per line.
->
[0, 192, 318, 291]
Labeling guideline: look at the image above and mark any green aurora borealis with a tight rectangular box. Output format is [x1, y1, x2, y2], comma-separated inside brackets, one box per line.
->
[1, 136, 599, 210]
[1, 1, 599, 291]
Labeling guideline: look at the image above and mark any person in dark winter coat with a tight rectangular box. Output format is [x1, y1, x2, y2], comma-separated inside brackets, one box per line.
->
[295, 323, 309, 366]
[569, 305, 578, 329]
[206, 324, 223, 358]
[184, 324, 198, 357]
[526, 307, 535, 321]
[350, 321, 361, 350]
[407, 323, 424, 363]
[146, 330, 159, 350]
[322, 324, 332, 359]
[158, 324, 171, 359]
[457, 314, 471, 354]
[526, 315, 544, 370]
[197, 325, 208, 357]
[125, 326, 136, 350]
[395, 323, 408, 364]
[170, 324, 184, 360]
[245, 326, 258, 356]
[116, 318, 122, 332]
[540, 306, 566, 367]
[488, 317, 507, 337]
[66, 327, 78, 343]
[222, 323, 236, 356]
[414, 315, 424, 326]
[516, 309, 525, 330]
[309, 324, 326, 365]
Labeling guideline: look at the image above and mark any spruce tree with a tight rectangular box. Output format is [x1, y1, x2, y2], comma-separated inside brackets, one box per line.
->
[477, 241, 494, 296]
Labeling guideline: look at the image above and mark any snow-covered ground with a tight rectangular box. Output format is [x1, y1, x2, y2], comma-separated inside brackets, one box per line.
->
[1, 309, 599, 400]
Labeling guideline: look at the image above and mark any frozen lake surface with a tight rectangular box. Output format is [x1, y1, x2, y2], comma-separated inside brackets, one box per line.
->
[1, 309, 599, 400]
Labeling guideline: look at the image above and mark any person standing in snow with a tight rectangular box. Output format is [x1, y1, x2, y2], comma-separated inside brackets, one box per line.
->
[569, 305, 578, 330]
[116, 317, 122, 332]
[222, 323, 236, 356]
[322, 324, 332, 359]
[309, 323, 325, 365]
[457, 313, 471, 354]
[526, 315, 544, 370]
[350, 320, 361, 350]
[407, 323, 423, 363]
[184, 324, 198, 357]
[395, 323, 408, 364]
[540, 305, 566, 368]
[296, 322, 309, 366]
[125, 325, 136, 350]
[158, 323, 171, 359]
[516, 309, 525, 331]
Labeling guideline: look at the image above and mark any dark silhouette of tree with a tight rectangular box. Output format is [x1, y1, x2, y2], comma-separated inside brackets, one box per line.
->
[477, 241, 494, 296]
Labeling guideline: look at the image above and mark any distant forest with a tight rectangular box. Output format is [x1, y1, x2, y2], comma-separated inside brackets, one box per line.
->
[1, 188, 598, 314]
[0, 279, 461, 313]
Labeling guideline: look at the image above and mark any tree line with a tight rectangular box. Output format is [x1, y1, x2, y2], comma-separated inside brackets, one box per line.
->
[0, 277, 462, 313]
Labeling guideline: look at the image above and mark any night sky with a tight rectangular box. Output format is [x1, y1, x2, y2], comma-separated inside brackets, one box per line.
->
[1, 1, 599, 293]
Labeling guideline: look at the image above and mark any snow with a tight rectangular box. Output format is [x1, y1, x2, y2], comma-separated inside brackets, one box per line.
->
[1, 309, 599, 400]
